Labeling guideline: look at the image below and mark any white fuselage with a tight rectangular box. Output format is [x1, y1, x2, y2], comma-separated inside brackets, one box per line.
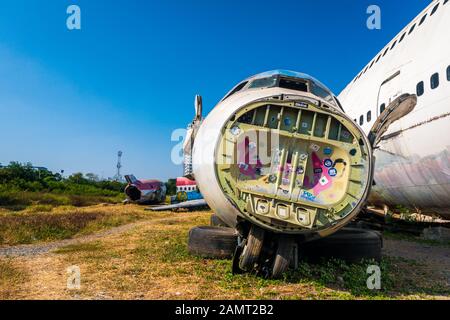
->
[338, 0, 450, 218]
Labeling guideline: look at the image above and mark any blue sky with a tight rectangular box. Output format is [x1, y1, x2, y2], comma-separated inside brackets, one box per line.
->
[0, 0, 430, 180]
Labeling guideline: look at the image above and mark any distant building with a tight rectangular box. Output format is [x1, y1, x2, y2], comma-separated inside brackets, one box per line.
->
[176, 177, 197, 193]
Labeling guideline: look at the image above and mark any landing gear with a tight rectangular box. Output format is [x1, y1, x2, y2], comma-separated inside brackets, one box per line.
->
[189, 222, 383, 279]
[271, 236, 295, 279]
[238, 225, 265, 271]
[231, 225, 294, 279]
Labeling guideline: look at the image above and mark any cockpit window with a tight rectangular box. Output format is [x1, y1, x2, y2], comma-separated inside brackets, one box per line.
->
[278, 78, 308, 92]
[310, 81, 334, 104]
[248, 77, 277, 89]
[222, 81, 248, 101]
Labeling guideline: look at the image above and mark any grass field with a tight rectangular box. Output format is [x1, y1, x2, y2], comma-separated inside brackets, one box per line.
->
[0, 205, 448, 300]
[0, 204, 144, 245]
[0, 190, 124, 212]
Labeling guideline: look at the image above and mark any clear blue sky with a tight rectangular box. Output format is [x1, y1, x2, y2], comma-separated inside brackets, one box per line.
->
[0, 0, 430, 181]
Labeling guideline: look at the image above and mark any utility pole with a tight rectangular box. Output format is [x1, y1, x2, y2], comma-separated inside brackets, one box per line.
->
[115, 151, 123, 182]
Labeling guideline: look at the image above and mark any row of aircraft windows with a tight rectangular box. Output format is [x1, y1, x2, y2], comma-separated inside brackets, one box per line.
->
[178, 186, 196, 192]
[355, 65, 450, 126]
[417, 65, 450, 96]
[353, 0, 447, 84]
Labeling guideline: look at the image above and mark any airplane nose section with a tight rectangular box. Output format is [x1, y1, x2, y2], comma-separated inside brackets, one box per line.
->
[125, 185, 142, 201]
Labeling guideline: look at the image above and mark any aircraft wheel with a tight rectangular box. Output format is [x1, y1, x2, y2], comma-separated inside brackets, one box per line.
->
[210, 214, 228, 227]
[188, 226, 238, 259]
[238, 225, 265, 271]
[271, 236, 295, 279]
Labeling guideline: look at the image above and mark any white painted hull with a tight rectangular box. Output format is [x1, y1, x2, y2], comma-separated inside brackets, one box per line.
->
[338, 0, 450, 218]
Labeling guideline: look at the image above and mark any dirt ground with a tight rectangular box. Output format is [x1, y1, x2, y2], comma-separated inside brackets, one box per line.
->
[0, 205, 449, 300]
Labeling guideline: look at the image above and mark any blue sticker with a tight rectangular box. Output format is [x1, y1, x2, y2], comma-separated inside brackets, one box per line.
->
[328, 168, 338, 177]
[323, 159, 333, 168]
[284, 117, 292, 126]
[300, 190, 316, 202]
[324, 147, 333, 155]
[314, 168, 323, 174]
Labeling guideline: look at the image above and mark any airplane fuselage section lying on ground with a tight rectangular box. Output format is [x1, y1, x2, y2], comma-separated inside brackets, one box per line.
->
[339, 0, 450, 219]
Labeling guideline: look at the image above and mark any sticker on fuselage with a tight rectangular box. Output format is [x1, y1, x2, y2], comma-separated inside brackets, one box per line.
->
[300, 190, 316, 202]
[328, 168, 338, 177]
[319, 176, 329, 186]
[323, 159, 333, 168]
[310, 144, 320, 152]
[324, 147, 333, 155]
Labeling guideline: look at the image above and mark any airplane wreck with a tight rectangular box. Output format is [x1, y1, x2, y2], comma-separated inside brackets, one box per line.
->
[185, 70, 417, 278]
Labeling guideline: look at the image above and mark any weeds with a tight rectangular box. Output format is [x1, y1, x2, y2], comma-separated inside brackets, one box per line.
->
[0, 206, 146, 245]
[0, 259, 28, 299]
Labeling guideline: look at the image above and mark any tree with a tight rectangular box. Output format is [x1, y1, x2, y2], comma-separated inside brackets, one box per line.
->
[85, 173, 99, 182]
[165, 179, 177, 195]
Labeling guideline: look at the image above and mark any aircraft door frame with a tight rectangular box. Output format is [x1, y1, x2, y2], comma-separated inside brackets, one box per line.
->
[376, 70, 402, 117]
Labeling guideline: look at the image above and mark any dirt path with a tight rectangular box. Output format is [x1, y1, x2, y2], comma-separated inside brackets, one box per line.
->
[0, 215, 193, 258]
[383, 238, 450, 283]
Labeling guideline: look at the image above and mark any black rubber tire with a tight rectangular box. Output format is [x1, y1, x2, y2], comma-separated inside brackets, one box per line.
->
[210, 214, 228, 227]
[239, 225, 265, 271]
[301, 228, 383, 263]
[188, 226, 238, 259]
[272, 236, 295, 279]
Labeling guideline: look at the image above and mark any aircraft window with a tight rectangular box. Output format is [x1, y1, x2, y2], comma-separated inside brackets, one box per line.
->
[376, 55, 381, 63]
[408, 24, 416, 35]
[383, 48, 389, 56]
[310, 81, 334, 104]
[223, 81, 248, 100]
[431, 73, 439, 89]
[445, 0, 449, 5]
[367, 111, 372, 123]
[380, 103, 386, 114]
[390, 40, 397, 50]
[249, 77, 277, 89]
[431, 3, 439, 15]
[419, 14, 427, 25]
[278, 78, 308, 92]
[359, 115, 364, 126]
[416, 81, 424, 96]
[447, 66, 450, 81]
[399, 33, 406, 43]
[369, 60, 375, 69]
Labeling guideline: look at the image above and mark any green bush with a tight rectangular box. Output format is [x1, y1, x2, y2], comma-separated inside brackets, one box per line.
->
[0, 162, 127, 210]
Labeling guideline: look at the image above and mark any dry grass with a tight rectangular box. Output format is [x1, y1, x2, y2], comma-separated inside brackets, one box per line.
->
[0, 205, 449, 300]
[0, 204, 147, 245]
[0, 259, 28, 299]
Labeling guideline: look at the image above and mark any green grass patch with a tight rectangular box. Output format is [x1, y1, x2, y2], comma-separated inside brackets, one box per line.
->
[55, 242, 104, 254]
[0, 190, 124, 211]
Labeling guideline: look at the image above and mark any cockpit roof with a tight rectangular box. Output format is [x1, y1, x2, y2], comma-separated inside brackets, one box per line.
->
[222, 70, 340, 109]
